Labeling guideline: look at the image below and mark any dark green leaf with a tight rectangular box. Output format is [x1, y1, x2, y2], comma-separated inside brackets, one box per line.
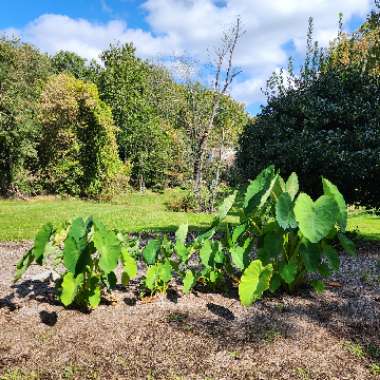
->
[275, 192, 297, 230]
[338, 233, 356, 256]
[143, 239, 161, 265]
[280, 262, 298, 284]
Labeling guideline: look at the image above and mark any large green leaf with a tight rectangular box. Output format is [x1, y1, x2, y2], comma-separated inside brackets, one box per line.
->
[14, 249, 34, 282]
[199, 240, 213, 267]
[93, 221, 121, 274]
[275, 192, 297, 230]
[60, 272, 83, 307]
[175, 225, 189, 263]
[183, 269, 196, 294]
[33, 223, 54, 265]
[121, 248, 137, 285]
[300, 241, 321, 273]
[88, 277, 101, 309]
[212, 191, 237, 226]
[243, 165, 276, 215]
[145, 265, 159, 291]
[212, 241, 225, 265]
[294, 193, 339, 243]
[143, 239, 161, 265]
[322, 178, 347, 231]
[239, 260, 273, 306]
[322, 242, 340, 271]
[159, 259, 172, 283]
[63, 218, 87, 274]
[285, 172, 299, 200]
[175, 242, 189, 263]
[258, 230, 283, 264]
[280, 262, 298, 284]
[231, 224, 247, 245]
[338, 233, 356, 256]
[230, 238, 252, 271]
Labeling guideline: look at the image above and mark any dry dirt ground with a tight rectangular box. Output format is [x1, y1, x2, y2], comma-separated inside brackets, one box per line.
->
[0, 242, 380, 380]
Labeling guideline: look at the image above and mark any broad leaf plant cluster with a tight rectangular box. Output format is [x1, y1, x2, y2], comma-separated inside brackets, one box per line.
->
[15, 166, 356, 309]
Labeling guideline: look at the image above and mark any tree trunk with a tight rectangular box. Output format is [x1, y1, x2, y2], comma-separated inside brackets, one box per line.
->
[193, 148, 206, 195]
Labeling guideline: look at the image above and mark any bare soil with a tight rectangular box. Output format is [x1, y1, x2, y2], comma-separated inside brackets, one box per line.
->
[0, 242, 380, 380]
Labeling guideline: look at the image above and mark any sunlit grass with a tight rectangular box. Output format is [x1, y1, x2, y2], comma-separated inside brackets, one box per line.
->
[0, 190, 379, 241]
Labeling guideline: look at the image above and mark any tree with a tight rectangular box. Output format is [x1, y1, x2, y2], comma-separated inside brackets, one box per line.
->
[0, 37, 52, 195]
[176, 18, 244, 196]
[99, 43, 192, 188]
[38, 73, 125, 198]
[52, 50, 102, 82]
[237, 12, 380, 209]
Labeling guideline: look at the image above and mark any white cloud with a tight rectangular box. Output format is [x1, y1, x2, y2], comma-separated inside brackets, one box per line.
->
[20, 14, 179, 61]
[2, 0, 371, 110]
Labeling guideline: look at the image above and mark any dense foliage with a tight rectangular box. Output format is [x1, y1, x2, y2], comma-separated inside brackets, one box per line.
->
[15, 166, 355, 309]
[0, 38, 245, 197]
[0, 38, 51, 195]
[237, 12, 380, 209]
[37, 74, 126, 197]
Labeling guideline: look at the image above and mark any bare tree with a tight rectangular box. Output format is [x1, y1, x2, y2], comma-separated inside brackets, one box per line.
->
[178, 17, 244, 196]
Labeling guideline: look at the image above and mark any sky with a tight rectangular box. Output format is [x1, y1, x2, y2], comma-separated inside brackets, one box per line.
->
[0, 0, 373, 114]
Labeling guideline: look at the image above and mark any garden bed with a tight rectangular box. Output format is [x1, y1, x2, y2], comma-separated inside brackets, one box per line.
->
[0, 241, 380, 380]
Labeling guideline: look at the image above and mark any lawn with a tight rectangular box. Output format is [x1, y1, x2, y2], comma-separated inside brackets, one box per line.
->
[0, 190, 216, 241]
[0, 190, 379, 241]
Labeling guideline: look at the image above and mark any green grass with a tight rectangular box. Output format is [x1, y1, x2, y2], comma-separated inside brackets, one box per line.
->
[0, 190, 379, 241]
[0, 190, 217, 241]
[347, 209, 380, 241]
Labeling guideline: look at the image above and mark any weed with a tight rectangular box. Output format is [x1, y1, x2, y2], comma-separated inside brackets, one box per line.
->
[343, 341, 366, 359]
[370, 363, 380, 376]
[295, 367, 311, 380]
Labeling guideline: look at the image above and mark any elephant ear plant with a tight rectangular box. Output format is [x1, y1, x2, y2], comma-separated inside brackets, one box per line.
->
[14, 165, 355, 309]
[236, 166, 356, 305]
[14, 217, 138, 309]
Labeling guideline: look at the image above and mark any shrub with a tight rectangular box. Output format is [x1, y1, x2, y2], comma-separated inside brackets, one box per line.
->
[237, 13, 380, 209]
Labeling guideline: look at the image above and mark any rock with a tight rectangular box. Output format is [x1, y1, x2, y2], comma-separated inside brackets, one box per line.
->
[30, 270, 53, 283]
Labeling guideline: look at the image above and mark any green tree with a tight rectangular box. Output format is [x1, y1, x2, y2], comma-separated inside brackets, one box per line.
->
[0, 37, 52, 195]
[99, 43, 191, 188]
[52, 50, 102, 82]
[38, 73, 126, 198]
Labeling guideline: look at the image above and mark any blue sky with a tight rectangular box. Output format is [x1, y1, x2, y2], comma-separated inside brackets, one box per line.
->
[0, 0, 372, 114]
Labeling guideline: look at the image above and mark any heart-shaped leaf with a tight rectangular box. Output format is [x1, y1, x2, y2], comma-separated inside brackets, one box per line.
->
[285, 172, 299, 200]
[322, 178, 347, 231]
[275, 192, 297, 230]
[294, 193, 339, 243]
[143, 239, 161, 265]
[239, 260, 273, 306]
[212, 191, 237, 226]
[243, 165, 276, 215]
[93, 221, 121, 274]
[183, 269, 196, 294]
[121, 248, 137, 285]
